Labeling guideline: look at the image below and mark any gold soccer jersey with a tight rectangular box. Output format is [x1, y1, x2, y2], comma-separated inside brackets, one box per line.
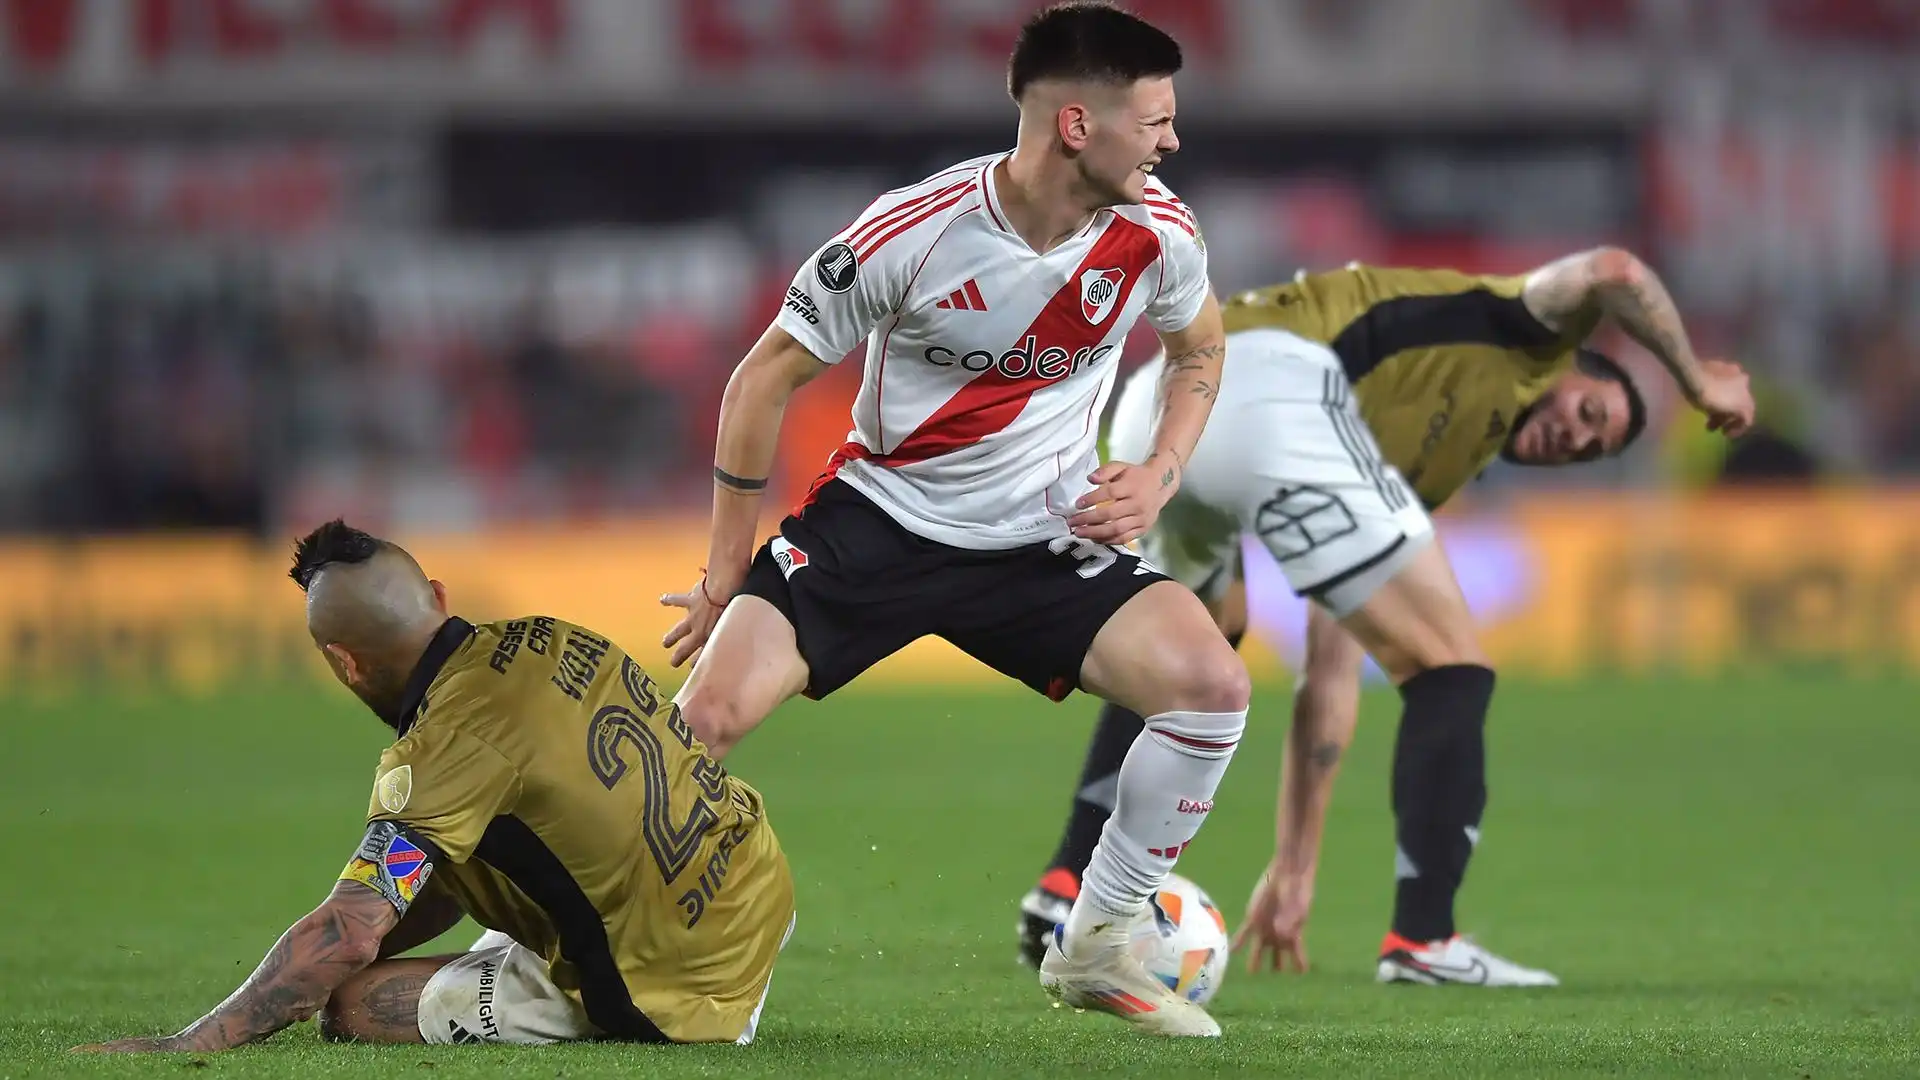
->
[1224, 266, 1600, 508]
[338, 616, 794, 1043]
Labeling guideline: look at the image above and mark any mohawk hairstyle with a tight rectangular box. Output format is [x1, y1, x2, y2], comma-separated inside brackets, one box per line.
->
[1008, 2, 1183, 101]
[289, 518, 385, 591]
[1576, 348, 1649, 452]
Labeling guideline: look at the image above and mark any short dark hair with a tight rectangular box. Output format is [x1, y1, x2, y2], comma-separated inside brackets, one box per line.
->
[1576, 348, 1649, 452]
[1007, 3, 1183, 101]
[290, 518, 384, 591]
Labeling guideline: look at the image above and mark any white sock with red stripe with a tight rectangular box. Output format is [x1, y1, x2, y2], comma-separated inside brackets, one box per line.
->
[1060, 708, 1246, 957]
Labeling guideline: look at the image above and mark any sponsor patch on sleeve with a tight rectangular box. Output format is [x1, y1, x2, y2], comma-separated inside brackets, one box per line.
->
[815, 242, 858, 293]
[783, 285, 821, 325]
[339, 820, 438, 915]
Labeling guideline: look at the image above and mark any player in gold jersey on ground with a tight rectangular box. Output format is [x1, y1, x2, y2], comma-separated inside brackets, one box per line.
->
[1016, 248, 1754, 987]
[77, 520, 793, 1053]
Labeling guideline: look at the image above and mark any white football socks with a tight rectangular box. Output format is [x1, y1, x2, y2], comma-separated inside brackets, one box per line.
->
[1062, 708, 1246, 956]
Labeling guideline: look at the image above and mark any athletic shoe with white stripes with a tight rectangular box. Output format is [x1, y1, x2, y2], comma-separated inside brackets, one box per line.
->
[1040, 924, 1222, 1037]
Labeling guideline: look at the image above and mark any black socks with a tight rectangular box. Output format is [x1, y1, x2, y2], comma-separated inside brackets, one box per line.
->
[1389, 664, 1496, 942]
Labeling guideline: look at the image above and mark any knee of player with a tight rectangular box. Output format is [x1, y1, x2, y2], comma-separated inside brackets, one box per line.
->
[677, 687, 752, 754]
[1166, 643, 1252, 714]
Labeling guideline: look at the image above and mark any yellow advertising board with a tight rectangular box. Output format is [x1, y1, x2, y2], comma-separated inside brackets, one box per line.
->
[1, 489, 1915, 695]
[1489, 489, 1920, 676]
[0, 522, 1011, 694]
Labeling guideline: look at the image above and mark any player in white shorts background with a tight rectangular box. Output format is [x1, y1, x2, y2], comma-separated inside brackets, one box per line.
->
[1127, 327, 1436, 621]
[1016, 254, 1756, 986]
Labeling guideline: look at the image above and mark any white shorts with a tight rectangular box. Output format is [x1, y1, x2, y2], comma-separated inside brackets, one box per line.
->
[1111, 327, 1433, 617]
[418, 919, 793, 1046]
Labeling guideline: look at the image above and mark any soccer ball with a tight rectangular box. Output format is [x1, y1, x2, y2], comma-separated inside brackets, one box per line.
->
[1128, 873, 1230, 1005]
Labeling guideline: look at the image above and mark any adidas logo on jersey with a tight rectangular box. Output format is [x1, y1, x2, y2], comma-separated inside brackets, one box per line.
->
[922, 336, 1114, 380]
[934, 279, 989, 311]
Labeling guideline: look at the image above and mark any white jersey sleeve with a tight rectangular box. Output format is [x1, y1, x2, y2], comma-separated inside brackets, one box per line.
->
[1139, 182, 1211, 334]
[776, 232, 898, 365]
[775, 175, 980, 364]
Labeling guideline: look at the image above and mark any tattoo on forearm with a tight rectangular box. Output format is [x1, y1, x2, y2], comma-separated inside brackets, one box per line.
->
[713, 466, 768, 493]
[1143, 449, 1182, 491]
[1160, 343, 1223, 404]
[1163, 343, 1223, 375]
[177, 895, 390, 1051]
[1309, 742, 1343, 770]
[1603, 268, 1703, 393]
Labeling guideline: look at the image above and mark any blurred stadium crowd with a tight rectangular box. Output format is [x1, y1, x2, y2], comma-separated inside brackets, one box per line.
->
[1, 0, 1916, 536]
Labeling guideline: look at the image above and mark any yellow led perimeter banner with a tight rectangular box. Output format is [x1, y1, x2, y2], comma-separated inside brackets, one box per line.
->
[1490, 490, 1920, 676]
[0, 490, 1915, 694]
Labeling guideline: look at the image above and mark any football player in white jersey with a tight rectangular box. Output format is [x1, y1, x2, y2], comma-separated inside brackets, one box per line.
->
[659, 2, 1241, 1038]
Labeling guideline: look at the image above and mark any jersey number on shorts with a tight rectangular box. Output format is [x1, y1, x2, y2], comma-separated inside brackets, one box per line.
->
[1049, 536, 1120, 579]
[587, 657, 731, 884]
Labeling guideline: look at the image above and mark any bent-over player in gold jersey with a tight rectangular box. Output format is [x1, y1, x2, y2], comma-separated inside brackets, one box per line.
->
[76, 520, 794, 1054]
[1016, 248, 1755, 987]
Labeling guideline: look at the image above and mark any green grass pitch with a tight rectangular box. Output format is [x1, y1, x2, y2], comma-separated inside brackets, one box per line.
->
[4, 675, 1916, 1078]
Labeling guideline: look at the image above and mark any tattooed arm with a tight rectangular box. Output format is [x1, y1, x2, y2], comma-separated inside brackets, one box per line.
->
[1522, 247, 1754, 435]
[1520, 247, 1704, 393]
[1069, 291, 1226, 545]
[1272, 605, 1365, 885]
[1234, 606, 1365, 974]
[1146, 290, 1228, 487]
[76, 882, 398, 1053]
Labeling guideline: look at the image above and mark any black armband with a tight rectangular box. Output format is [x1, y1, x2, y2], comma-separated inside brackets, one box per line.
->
[713, 467, 768, 492]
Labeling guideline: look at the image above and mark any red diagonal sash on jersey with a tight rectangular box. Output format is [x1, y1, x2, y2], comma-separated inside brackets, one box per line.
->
[884, 216, 1160, 462]
[800, 214, 1163, 506]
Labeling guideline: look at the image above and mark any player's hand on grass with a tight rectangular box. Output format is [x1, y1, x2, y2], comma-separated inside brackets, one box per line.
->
[1234, 866, 1316, 975]
[1070, 453, 1179, 545]
[72, 1036, 188, 1053]
[661, 571, 738, 668]
[1690, 358, 1755, 438]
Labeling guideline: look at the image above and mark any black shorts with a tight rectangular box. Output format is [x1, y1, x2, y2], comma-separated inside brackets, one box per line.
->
[740, 480, 1170, 701]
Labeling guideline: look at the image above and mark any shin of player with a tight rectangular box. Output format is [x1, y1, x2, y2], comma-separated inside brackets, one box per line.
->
[1058, 577, 1250, 959]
